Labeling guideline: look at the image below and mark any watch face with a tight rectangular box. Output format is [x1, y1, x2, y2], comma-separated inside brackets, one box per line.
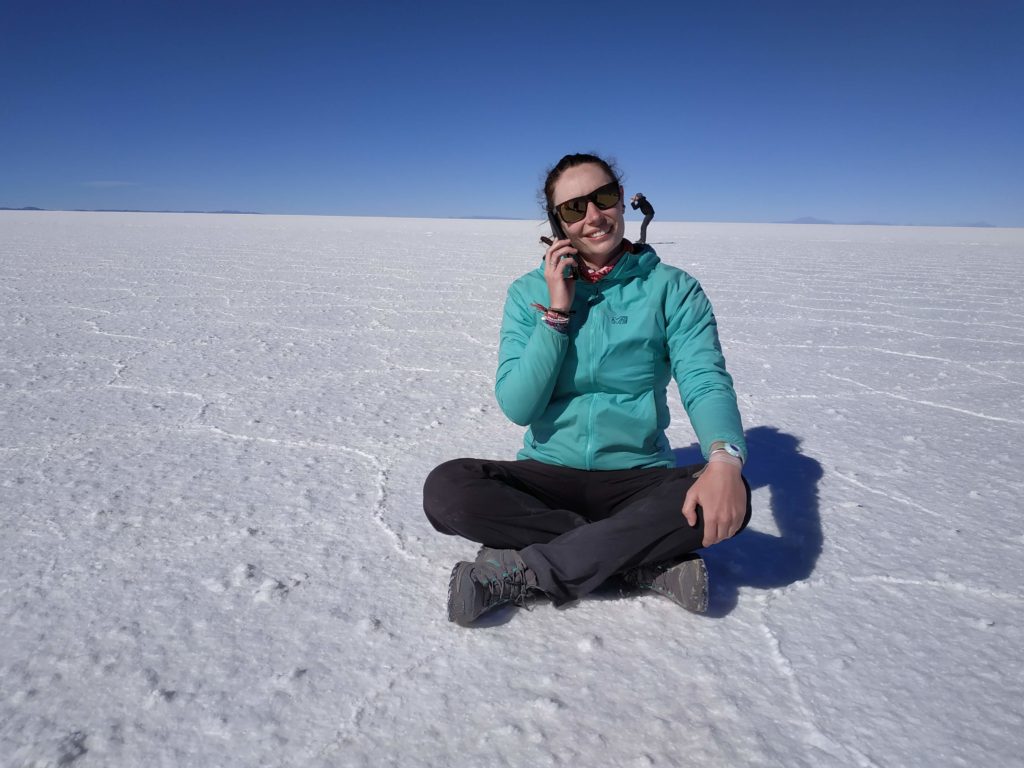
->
[724, 443, 742, 458]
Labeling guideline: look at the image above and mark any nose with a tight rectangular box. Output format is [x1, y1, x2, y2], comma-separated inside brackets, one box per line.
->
[583, 200, 605, 225]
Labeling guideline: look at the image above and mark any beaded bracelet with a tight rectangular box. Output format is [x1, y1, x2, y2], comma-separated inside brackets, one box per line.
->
[530, 302, 574, 317]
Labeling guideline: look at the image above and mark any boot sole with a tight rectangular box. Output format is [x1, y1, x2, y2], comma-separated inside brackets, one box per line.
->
[447, 562, 470, 625]
[650, 557, 709, 614]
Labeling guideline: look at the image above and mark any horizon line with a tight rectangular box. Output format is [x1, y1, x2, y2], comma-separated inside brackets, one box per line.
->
[0, 206, 1014, 229]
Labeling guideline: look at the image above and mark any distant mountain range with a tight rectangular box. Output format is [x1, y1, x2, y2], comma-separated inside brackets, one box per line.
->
[781, 216, 996, 228]
[0, 206, 261, 214]
[0, 207, 1003, 228]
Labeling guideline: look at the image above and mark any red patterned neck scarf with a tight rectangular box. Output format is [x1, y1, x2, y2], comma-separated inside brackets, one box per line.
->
[577, 240, 636, 283]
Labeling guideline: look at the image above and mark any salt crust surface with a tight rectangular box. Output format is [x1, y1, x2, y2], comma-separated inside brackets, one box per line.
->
[1, 212, 1022, 767]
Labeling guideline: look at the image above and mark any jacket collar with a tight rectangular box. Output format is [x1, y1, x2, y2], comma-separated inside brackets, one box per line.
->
[593, 243, 659, 284]
[535, 242, 660, 285]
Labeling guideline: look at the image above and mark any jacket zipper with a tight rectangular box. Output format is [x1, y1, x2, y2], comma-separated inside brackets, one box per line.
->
[584, 287, 604, 469]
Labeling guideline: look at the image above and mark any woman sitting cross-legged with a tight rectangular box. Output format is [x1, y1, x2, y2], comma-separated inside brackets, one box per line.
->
[423, 152, 751, 626]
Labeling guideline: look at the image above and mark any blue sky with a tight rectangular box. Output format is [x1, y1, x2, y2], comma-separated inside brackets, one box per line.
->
[2, 0, 1022, 225]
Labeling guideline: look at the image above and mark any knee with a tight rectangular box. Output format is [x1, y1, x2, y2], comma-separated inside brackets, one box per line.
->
[424, 457, 476, 495]
[422, 458, 478, 527]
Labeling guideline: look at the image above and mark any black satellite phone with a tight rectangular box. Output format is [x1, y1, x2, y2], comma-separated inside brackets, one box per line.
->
[544, 211, 578, 279]
[547, 210, 567, 240]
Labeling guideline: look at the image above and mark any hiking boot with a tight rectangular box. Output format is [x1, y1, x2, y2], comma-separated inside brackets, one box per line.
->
[475, 545, 500, 562]
[622, 555, 709, 614]
[448, 549, 537, 626]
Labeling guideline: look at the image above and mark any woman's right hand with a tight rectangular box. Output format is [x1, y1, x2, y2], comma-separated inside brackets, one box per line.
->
[543, 238, 577, 311]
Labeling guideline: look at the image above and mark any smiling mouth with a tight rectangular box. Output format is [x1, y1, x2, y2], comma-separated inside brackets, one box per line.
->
[585, 227, 612, 240]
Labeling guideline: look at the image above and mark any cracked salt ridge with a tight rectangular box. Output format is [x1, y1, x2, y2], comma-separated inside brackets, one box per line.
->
[186, 424, 426, 563]
[826, 373, 1024, 425]
[1, 212, 1023, 767]
[730, 339, 1024, 386]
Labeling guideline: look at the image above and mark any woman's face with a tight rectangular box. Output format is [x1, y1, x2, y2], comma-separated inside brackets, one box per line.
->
[551, 163, 625, 266]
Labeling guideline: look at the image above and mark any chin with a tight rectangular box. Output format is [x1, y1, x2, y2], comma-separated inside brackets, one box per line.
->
[584, 243, 616, 260]
[577, 229, 623, 261]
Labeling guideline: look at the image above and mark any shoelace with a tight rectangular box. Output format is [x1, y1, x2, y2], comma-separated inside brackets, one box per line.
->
[480, 568, 530, 609]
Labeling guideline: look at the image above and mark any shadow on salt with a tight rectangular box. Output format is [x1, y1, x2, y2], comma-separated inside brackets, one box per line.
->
[674, 425, 824, 617]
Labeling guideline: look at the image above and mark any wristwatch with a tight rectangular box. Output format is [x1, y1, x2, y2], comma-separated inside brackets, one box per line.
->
[709, 441, 744, 464]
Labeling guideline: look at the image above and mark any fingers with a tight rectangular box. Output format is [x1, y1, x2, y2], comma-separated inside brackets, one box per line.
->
[687, 491, 732, 547]
[685, 497, 741, 547]
[686, 468, 747, 547]
[701, 504, 744, 547]
[544, 238, 571, 257]
[701, 521, 715, 548]
[703, 518, 726, 548]
[702, 518, 723, 548]
[543, 241, 578, 301]
[681, 489, 698, 528]
[544, 239, 576, 275]
[686, 498, 724, 548]
[551, 254, 577, 275]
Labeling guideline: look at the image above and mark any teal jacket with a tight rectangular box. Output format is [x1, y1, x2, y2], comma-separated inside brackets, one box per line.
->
[495, 245, 746, 470]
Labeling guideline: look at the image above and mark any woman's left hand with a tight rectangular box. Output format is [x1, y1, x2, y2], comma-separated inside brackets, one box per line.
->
[682, 462, 747, 547]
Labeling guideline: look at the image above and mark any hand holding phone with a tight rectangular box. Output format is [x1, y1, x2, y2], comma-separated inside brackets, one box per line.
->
[540, 236, 579, 280]
[540, 224, 578, 311]
[544, 212, 578, 280]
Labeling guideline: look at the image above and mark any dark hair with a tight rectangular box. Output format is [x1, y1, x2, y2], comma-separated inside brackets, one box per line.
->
[540, 152, 623, 211]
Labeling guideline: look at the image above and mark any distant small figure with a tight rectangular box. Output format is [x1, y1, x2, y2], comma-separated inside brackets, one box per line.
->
[630, 193, 655, 244]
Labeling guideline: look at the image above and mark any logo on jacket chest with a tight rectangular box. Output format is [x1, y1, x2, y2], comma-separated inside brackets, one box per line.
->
[609, 315, 629, 325]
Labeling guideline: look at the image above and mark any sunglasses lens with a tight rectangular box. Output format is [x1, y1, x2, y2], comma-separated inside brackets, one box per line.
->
[554, 182, 620, 224]
[593, 185, 620, 210]
[557, 202, 586, 224]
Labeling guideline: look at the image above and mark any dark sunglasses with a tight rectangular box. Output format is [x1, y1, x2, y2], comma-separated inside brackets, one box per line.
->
[553, 181, 621, 224]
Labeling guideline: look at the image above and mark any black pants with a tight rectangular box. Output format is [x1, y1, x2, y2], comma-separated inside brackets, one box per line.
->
[639, 214, 653, 243]
[423, 458, 752, 604]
